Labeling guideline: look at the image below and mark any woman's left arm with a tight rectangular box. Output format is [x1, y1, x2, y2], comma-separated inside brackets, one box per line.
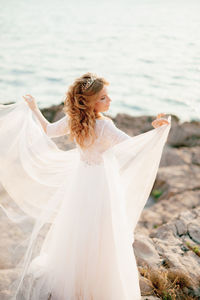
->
[23, 94, 50, 133]
[23, 94, 69, 137]
[46, 116, 69, 137]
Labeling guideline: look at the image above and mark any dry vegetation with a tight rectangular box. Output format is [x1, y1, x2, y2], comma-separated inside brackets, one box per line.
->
[139, 265, 200, 299]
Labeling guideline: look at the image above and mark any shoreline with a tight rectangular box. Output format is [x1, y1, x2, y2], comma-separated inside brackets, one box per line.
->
[2, 100, 200, 124]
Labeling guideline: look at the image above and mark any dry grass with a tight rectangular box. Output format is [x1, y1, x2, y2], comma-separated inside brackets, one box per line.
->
[139, 265, 199, 299]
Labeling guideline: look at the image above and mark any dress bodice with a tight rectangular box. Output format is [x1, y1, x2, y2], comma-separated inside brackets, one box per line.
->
[75, 119, 117, 166]
[46, 116, 131, 166]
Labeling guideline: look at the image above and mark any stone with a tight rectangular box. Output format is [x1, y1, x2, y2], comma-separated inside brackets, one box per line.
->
[139, 276, 154, 295]
[167, 121, 200, 148]
[174, 219, 187, 236]
[133, 235, 161, 268]
[188, 222, 200, 245]
[160, 145, 188, 167]
[137, 190, 200, 232]
[153, 164, 200, 200]
[135, 208, 200, 289]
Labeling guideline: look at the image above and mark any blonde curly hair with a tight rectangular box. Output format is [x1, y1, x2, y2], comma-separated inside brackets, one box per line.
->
[63, 72, 110, 149]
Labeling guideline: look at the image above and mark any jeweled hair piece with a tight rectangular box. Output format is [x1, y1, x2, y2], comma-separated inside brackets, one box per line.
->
[81, 75, 96, 91]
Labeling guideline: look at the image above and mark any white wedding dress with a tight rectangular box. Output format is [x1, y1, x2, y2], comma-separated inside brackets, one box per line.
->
[0, 101, 171, 300]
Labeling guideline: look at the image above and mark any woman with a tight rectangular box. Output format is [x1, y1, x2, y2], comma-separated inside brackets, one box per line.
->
[0, 72, 171, 300]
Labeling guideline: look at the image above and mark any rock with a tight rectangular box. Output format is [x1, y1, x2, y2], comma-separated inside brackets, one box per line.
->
[179, 146, 200, 166]
[112, 113, 155, 136]
[168, 121, 200, 148]
[150, 209, 200, 288]
[52, 109, 66, 122]
[151, 238, 200, 287]
[41, 103, 64, 122]
[175, 219, 187, 236]
[150, 223, 177, 240]
[191, 147, 200, 165]
[159, 145, 200, 167]
[133, 235, 161, 268]
[159, 145, 187, 167]
[137, 190, 200, 231]
[135, 208, 200, 290]
[153, 164, 200, 200]
[139, 276, 154, 296]
[188, 222, 200, 244]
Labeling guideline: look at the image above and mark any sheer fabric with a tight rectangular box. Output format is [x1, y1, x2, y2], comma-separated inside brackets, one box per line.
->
[0, 101, 171, 300]
[46, 115, 69, 137]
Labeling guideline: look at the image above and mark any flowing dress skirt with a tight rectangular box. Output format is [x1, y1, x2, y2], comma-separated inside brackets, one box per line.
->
[17, 160, 141, 300]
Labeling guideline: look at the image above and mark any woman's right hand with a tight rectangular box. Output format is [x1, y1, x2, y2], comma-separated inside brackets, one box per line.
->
[23, 94, 38, 111]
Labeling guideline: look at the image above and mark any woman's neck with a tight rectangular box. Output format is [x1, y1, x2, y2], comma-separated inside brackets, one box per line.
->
[96, 112, 106, 120]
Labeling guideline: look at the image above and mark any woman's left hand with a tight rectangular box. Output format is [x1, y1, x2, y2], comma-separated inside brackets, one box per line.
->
[151, 113, 170, 128]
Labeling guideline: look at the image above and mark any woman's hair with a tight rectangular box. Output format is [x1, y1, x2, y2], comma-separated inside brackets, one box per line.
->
[63, 72, 110, 149]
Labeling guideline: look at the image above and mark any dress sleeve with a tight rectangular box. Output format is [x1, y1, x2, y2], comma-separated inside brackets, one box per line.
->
[46, 115, 69, 138]
[103, 119, 131, 147]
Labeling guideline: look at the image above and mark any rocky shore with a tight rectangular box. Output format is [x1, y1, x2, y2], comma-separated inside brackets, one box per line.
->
[0, 102, 200, 299]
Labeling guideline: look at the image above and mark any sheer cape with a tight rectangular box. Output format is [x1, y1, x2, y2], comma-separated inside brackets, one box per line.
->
[0, 101, 171, 299]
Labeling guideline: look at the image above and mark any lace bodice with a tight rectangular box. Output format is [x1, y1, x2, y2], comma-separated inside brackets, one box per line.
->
[46, 115, 131, 165]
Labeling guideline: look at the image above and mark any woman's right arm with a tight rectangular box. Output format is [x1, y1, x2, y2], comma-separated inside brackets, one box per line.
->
[103, 114, 170, 149]
[23, 94, 50, 134]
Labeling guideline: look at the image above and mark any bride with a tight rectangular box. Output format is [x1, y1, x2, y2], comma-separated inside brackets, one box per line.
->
[0, 72, 171, 300]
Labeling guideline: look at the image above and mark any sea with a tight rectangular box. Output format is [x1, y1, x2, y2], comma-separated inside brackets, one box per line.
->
[0, 0, 200, 122]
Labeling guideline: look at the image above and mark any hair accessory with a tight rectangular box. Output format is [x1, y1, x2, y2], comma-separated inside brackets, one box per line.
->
[82, 75, 96, 91]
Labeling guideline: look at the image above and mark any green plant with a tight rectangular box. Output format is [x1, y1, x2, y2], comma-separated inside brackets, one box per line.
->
[185, 241, 200, 257]
[151, 189, 163, 199]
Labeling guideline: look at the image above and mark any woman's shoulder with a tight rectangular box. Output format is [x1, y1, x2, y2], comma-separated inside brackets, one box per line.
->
[95, 117, 115, 136]
[96, 116, 113, 122]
